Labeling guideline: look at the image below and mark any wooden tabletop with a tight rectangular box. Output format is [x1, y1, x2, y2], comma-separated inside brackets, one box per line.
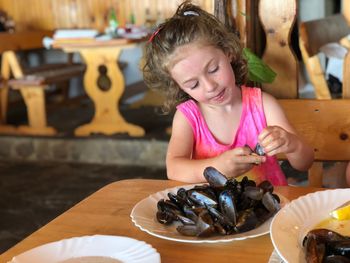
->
[52, 36, 147, 51]
[0, 30, 53, 53]
[0, 179, 323, 263]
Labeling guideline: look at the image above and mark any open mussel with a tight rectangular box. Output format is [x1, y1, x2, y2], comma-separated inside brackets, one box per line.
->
[155, 166, 281, 238]
[245, 143, 265, 156]
[177, 210, 216, 237]
[303, 229, 350, 263]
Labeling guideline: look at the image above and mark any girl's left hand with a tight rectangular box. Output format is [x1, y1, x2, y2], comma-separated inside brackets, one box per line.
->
[258, 126, 296, 156]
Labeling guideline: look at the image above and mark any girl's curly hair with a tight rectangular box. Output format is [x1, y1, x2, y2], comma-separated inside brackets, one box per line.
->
[142, 1, 247, 114]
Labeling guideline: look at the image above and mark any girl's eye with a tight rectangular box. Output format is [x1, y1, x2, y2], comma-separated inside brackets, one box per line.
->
[209, 65, 219, 73]
[190, 82, 199, 90]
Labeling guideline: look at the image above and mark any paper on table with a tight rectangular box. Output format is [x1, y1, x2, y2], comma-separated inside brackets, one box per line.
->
[326, 57, 344, 81]
[319, 42, 348, 59]
[319, 42, 348, 82]
[54, 29, 98, 39]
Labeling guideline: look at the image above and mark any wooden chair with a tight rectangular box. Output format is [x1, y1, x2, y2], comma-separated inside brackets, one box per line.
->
[2, 50, 85, 135]
[299, 14, 350, 99]
[278, 99, 350, 187]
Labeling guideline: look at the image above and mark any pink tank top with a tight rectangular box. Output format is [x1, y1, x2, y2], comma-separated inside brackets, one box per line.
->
[176, 86, 287, 186]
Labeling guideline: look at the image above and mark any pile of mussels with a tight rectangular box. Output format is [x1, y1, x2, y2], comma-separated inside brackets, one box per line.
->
[156, 166, 281, 237]
[303, 229, 350, 262]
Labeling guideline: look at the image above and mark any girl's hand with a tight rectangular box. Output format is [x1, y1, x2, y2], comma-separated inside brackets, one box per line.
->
[258, 126, 297, 156]
[216, 146, 266, 178]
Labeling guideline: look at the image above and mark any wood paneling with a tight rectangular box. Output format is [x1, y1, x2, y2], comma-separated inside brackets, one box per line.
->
[0, 0, 214, 32]
[259, 0, 298, 99]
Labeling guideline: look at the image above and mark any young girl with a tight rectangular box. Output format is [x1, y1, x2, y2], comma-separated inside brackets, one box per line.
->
[142, 1, 314, 186]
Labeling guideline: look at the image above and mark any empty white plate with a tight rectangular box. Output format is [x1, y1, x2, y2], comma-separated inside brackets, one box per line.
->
[9, 235, 160, 263]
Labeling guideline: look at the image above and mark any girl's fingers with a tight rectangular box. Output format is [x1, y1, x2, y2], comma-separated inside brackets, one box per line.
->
[236, 155, 266, 164]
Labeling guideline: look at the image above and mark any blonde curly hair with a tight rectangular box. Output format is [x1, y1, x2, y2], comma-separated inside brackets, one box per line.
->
[142, 1, 247, 114]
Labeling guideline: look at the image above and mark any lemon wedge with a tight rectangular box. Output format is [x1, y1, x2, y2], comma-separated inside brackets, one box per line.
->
[330, 201, 350, 220]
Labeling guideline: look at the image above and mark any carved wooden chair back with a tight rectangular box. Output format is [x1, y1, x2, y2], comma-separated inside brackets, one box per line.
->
[299, 14, 350, 99]
[278, 99, 350, 187]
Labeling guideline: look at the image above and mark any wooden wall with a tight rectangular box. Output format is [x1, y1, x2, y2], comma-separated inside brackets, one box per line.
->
[0, 0, 214, 32]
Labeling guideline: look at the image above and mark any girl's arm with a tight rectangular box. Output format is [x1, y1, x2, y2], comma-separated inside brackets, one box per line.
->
[166, 110, 265, 183]
[166, 110, 209, 182]
[261, 92, 314, 171]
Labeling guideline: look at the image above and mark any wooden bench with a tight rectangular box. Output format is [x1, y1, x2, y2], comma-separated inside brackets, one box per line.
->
[299, 14, 350, 99]
[2, 49, 85, 135]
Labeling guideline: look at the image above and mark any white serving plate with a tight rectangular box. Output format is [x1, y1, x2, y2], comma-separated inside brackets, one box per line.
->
[270, 188, 350, 263]
[131, 184, 288, 243]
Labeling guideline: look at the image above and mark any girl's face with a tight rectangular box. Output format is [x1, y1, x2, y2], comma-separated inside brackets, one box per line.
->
[169, 43, 238, 106]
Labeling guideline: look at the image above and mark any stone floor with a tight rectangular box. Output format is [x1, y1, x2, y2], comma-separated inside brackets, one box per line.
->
[0, 160, 166, 254]
[0, 88, 171, 254]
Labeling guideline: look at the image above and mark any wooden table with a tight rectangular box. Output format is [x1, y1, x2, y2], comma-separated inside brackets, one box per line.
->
[54, 38, 145, 137]
[0, 179, 322, 263]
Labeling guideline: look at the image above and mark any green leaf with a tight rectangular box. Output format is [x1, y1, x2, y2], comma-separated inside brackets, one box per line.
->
[243, 48, 276, 84]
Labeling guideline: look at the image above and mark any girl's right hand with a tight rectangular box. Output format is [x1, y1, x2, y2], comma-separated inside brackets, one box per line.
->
[215, 146, 266, 178]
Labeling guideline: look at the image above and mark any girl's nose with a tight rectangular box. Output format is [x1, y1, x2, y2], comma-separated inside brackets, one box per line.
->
[202, 77, 217, 92]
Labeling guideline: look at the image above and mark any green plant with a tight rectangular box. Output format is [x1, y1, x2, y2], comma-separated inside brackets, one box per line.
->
[243, 47, 276, 84]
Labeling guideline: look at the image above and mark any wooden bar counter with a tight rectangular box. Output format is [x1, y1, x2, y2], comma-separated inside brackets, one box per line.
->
[0, 179, 322, 263]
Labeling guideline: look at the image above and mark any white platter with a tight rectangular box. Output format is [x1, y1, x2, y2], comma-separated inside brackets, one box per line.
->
[270, 188, 350, 263]
[8, 235, 160, 263]
[130, 184, 288, 243]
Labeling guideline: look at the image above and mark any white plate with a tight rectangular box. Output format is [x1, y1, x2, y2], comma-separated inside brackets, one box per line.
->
[9, 235, 160, 263]
[270, 188, 350, 263]
[130, 184, 289, 243]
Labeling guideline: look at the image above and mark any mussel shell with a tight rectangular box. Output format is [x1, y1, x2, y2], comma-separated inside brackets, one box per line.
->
[206, 204, 232, 227]
[176, 214, 196, 225]
[157, 199, 182, 215]
[196, 210, 216, 237]
[303, 229, 350, 247]
[187, 190, 218, 207]
[326, 240, 350, 257]
[304, 233, 325, 263]
[156, 210, 176, 225]
[219, 190, 237, 226]
[262, 192, 280, 213]
[254, 143, 265, 156]
[323, 255, 350, 263]
[203, 166, 228, 188]
[176, 224, 198, 236]
[240, 176, 256, 189]
[258, 180, 274, 193]
[182, 204, 199, 222]
[213, 221, 227, 235]
[167, 192, 184, 208]
[234, 208, 259, 233]
[243, 186, 264, 200]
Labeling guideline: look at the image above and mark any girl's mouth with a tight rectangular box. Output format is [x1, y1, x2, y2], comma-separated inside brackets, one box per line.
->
[211, 89, 226, 102]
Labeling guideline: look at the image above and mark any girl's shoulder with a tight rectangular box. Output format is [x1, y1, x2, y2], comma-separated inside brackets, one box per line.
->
[241, 85, 279, 105]
[241, 85, 262, 97]
[176, 99, 198, 111]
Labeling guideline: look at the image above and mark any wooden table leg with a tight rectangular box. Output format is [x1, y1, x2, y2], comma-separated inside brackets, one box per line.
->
[0, 85, 8, 123]
[75, 47, 145, 137]
[0, 53, 18, 133]
[17, 87, 56, 135]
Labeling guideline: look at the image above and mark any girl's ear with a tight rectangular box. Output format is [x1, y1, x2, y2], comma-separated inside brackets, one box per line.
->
[226, 52, 234, 62]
